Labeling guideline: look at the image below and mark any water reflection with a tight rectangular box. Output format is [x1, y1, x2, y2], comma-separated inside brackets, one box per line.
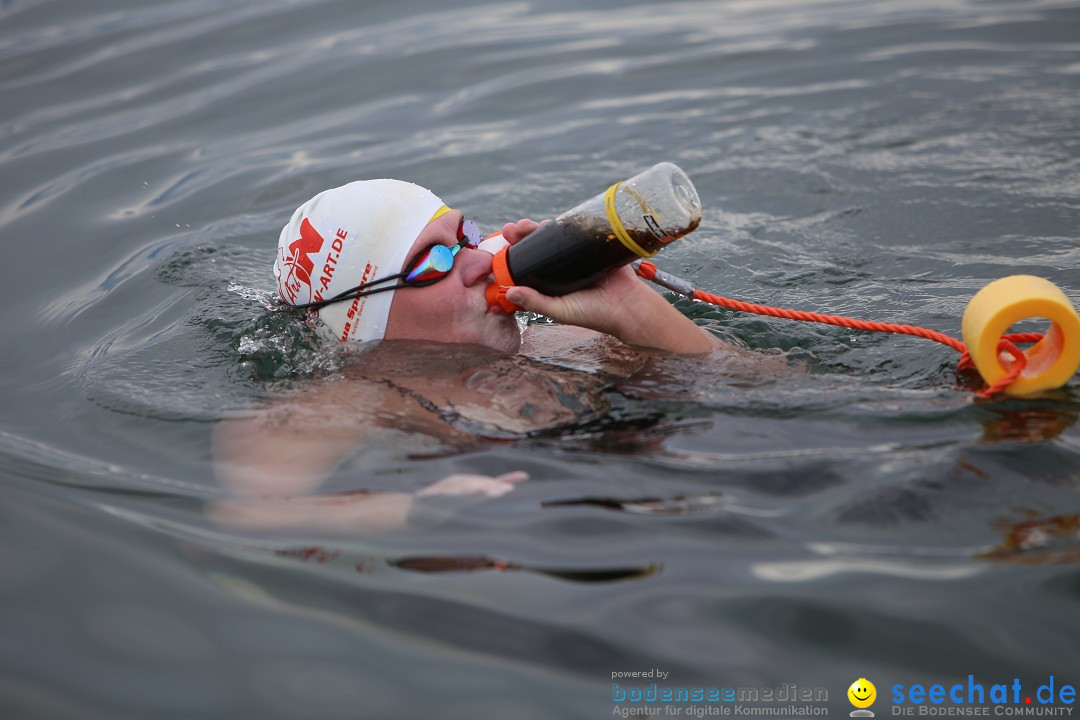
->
[980, 513, 1080, 565]
[390, 556, 660, 583]
[977, 394, 1079, 444]
[542, 492, 726, 515]
[269, 546, 660, 583]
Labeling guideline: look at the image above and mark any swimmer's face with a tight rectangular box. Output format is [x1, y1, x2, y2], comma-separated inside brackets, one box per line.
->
[385, 210, 521, 353]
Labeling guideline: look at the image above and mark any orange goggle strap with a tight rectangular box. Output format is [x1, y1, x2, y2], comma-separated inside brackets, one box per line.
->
[485, 246, 520, 313]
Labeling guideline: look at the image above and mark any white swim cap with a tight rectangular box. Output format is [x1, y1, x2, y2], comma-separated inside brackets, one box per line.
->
[274, 179, 447, 343]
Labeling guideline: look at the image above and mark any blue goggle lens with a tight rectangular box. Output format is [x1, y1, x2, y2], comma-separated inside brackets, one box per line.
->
[405, 243, 459, 284]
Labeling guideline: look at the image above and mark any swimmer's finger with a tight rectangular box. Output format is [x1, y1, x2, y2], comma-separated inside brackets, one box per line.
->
[501, 218, 550, 244]
[495, 471, 529, 484]
[504, 285, 585, 326]
[500, 219, 539, 244]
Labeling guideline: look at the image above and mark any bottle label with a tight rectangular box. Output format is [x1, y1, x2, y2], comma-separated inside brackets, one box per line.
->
[642, 213, 671, 243]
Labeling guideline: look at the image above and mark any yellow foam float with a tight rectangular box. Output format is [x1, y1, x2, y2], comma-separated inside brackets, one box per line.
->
[962, 275, 1080, 396]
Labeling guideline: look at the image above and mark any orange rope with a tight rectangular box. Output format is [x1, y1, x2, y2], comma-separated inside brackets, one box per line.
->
[636, 261, 1041, 399]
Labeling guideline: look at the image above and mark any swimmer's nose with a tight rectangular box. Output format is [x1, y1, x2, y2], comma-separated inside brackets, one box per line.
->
[458, 246, 493, 288]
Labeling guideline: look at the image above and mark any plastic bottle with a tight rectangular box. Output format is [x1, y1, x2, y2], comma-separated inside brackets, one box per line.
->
[486, 162, 701, 311]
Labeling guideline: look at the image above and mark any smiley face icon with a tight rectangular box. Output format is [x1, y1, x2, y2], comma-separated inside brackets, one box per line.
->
[848, 678, 877, 709]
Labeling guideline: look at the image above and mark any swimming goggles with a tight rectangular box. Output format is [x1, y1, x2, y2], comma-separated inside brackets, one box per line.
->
[290, 217, 484, 311]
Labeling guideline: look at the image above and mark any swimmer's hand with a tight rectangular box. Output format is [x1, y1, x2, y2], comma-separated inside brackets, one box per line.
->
[408, 471, 529, 528]
[500, 219, 715, 354]
[418, 471, 529, 498]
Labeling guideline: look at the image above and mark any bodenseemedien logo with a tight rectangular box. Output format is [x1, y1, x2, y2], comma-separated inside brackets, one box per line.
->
[609, 670, 829, 717]
[848, 678, 877, 717]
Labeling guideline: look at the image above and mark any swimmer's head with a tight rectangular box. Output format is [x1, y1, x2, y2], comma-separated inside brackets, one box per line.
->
[274, 179, 447, 343]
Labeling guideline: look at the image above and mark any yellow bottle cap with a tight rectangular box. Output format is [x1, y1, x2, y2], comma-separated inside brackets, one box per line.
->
[961, 275, 1080, 396]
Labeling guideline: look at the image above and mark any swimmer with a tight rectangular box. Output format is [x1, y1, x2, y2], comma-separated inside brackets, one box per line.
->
[211, 179, 771, 532]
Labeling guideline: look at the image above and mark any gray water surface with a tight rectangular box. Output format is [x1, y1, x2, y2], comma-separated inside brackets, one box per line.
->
[1, 0, 1079, 718]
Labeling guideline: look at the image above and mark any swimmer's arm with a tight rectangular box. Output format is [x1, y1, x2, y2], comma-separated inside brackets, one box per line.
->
[501, 219, 717, 354]
[206, 472, 528, 533]
[212, 407, 359, 499]
[212, 380, 462, 497]
[210, 382, 528, 532]
[210, 416, 408, 531]
[207, 489, 414, 532]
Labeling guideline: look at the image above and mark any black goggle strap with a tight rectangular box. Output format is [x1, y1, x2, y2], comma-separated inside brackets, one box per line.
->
[288, 216, 479, 312]
[288, 244, 460, 312]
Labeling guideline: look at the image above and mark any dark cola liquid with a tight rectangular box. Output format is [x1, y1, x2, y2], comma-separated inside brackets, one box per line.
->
[505, 218, 694, 295]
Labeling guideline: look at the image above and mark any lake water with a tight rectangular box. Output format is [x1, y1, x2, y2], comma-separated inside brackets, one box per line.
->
[1, 0, 1079, 718]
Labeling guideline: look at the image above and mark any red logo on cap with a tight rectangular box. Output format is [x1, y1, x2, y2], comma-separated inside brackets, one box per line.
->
[279, 218, 325, 304]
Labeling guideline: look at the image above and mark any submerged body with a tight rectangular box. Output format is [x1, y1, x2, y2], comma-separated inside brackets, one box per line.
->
[211, 321, 784, 531]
